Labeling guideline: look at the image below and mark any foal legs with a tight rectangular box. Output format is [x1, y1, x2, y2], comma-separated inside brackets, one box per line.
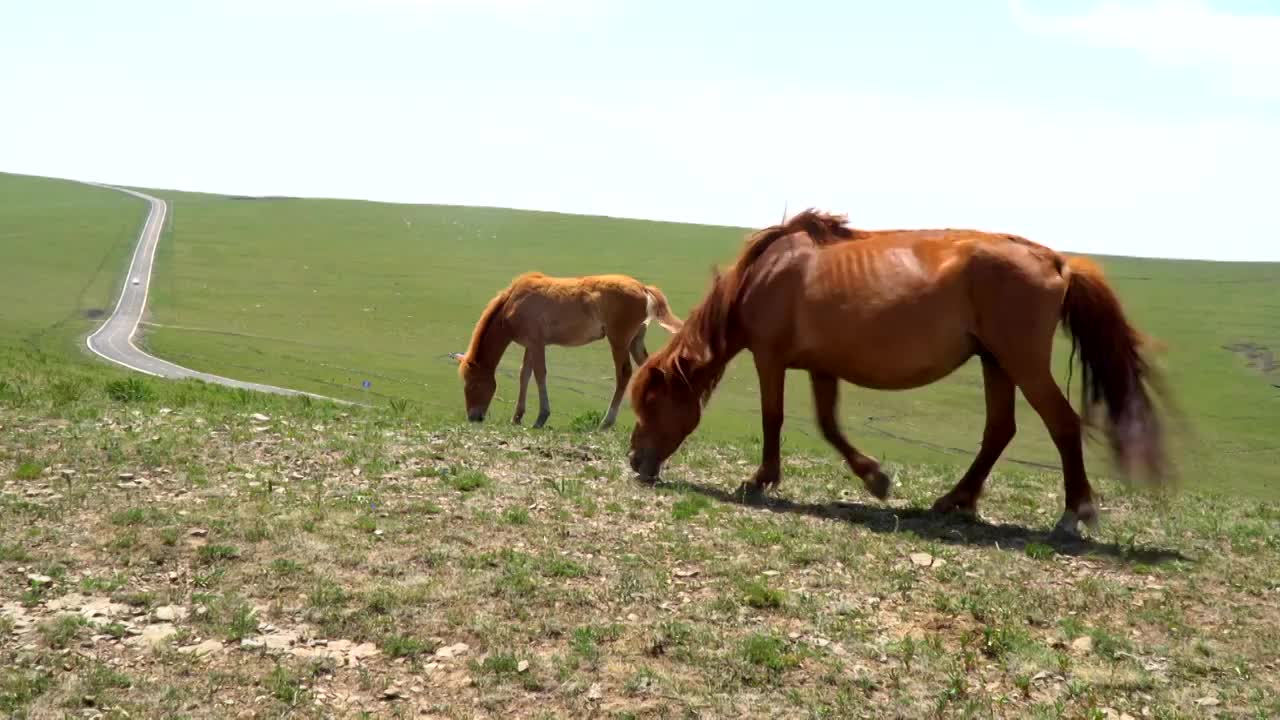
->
[931, 356, 1016, 516]
[512, 347, 533, 424]
[599, 335, 634, 430]
[628, 324, 649, 366]
[528, 344, 551, 429]
[810, 372, 891, 499]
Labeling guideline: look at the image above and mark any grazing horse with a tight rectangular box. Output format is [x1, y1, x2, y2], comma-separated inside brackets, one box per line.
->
[627, 209, 1171, 539]
[457, 272, 684, 430]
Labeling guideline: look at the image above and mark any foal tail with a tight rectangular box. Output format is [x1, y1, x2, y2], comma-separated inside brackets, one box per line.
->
[1059, 256, 1172, 489]
[643, 285, 684, 333]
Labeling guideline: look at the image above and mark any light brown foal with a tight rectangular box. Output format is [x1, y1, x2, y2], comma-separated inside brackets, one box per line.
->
[628, 210, 1170, 539]
[458, 272, 683, 430]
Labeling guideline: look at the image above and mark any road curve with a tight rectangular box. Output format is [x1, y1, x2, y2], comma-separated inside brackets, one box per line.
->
[84, 183, 351, 404]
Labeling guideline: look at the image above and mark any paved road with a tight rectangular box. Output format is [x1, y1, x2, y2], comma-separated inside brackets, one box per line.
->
[84, 183, 350, 404]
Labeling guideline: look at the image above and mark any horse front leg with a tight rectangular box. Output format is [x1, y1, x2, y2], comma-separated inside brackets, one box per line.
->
[809, 371, 891, 500]
[512, 347, 533, 425]
[931, 355, 1015, 516]
[742, 357, 786, 500]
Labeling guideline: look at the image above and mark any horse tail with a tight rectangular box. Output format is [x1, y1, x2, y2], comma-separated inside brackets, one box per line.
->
[643, 285, 684, 333]
[1059, 255, 1171, 488]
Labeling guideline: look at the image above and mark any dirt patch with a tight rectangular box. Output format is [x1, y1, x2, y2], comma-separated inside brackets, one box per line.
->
[82, 308, 105, 320]
[1223, 342, 1277, 373]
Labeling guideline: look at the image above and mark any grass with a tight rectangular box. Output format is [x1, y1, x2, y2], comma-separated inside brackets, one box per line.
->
[1, 171, 1279, 716]
[0, 173, 143, 356]
[0, 345, 1278, 718]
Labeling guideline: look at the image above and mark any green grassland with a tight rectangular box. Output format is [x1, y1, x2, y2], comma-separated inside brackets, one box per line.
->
[2, 170, 1279, 717]
[130, 185, 1280, 497]
[0, 173, 145, 355]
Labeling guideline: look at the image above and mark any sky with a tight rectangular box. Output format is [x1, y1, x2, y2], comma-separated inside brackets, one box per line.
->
[2, 0, 1279, 261]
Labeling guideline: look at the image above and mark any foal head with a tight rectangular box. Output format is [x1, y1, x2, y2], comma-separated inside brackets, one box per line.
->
[458, 359, 497, 422]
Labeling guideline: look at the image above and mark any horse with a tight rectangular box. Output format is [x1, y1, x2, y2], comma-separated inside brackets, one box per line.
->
[457, 272, 684, 430]
[627, 209, 1172, 539]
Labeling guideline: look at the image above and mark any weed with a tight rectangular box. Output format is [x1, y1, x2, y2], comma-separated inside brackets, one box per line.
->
[567, 410, 604, 433]
[104, 377, 155, 403]
[671, 494, 712, 521]
[13, 460, 43, 481]
[481, 504, 521, 530]
[197, 544, 240, 564]
[448, 470, 489, 493]
[39, 614, 88, 649]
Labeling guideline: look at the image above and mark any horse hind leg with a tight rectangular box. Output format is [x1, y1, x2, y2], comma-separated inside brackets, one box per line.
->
[1015, 369, 1098, 540]
[809, 371, 891, 500]
[931, 354, 1016, 517]
[529, 344, 552, 428]
[599, 336, 633, 430]
[628, 323, 649, 366]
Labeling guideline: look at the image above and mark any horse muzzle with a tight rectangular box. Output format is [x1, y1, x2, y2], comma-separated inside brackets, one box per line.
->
[467, 408, 486, 423]
[629, 447, 661, 480]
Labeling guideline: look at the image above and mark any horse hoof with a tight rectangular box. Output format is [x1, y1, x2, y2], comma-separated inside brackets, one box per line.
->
[1078, 502, 1100, 533]
[735, 482, 768, 504]
[931, 495, 977, 518]
[863, 469, 891, 501]
[1049, 510, 1086, 542]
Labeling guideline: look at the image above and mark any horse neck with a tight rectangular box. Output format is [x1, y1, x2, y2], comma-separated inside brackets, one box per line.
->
[471, 316, 514, 374]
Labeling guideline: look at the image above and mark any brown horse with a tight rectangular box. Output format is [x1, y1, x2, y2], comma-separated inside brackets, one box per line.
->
[458, 272, 683, 430]
[627, 209, 1171, 539]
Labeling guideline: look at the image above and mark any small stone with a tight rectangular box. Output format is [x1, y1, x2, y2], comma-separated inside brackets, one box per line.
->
[154, 605, 187, 622]
[179, 639, 224, 658]
[761, 570, 780, 576]
[909, 552, 933, 567]
[26, 574, 53, 585]
[1032, 670, 1051, 682]
[60, 469, 76, 479]
[135, 623, 178, 648]
[188, 528, 208, 537]
[1071, 636, 1094, 654]
[586, 683, 603, 701]
[381, 688, 404, 701]
[516, 660, 530, 673]
[434, 642, 470, 659]
[117, 473, 135, 481]
[626, 613, 638, 622]
[1193, 697, 1220, 707]
[672, 568, 698, 578]
[250, 413, 271, 423]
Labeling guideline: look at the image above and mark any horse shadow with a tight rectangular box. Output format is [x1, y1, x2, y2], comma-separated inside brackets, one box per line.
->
[672, 480, 1190, 566]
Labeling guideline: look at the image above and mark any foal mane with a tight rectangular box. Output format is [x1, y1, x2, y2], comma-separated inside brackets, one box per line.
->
[458, 287, 510, 378]
[640, 209, 858, 404]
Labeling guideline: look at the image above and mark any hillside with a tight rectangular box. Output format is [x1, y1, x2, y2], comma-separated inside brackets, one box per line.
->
[1, 171, 1279, 717]
[132, 183, 1280, 497]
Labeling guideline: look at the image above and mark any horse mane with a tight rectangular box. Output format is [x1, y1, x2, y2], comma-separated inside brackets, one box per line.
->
[639, 209, 858, 405]
[458, 287, 511, 378]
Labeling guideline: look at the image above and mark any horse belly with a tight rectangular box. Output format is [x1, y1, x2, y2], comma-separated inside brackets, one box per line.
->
[796, 284, 976, 390]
